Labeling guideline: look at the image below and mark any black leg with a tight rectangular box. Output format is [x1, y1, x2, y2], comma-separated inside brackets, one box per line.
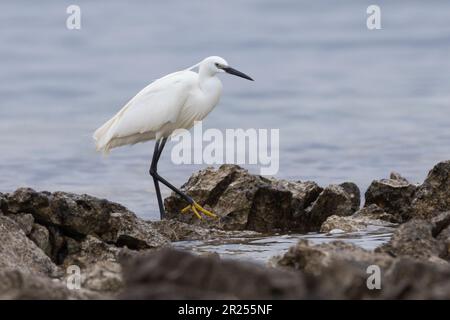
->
[149, 138, 193, 220]
[150, 140, 165, 219]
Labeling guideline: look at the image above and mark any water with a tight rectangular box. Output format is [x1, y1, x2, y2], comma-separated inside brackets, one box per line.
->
[1, 1, 450, 220]
[173, 226, 395, 263]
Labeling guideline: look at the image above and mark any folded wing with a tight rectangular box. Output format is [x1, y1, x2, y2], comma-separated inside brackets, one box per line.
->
[93, 70, 196, 154]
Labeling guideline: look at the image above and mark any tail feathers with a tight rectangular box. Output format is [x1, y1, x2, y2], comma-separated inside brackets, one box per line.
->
[93, 117, 117, 155]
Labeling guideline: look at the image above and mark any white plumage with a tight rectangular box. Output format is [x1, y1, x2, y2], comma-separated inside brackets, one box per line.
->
[92, 56, 253, 219]
[94, 56, 228, 154]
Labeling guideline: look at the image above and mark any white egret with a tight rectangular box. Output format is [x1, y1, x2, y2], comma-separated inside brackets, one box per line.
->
[93, 56, 253, 220]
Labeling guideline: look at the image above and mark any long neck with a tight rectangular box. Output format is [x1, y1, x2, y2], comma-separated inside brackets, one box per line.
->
[198, 64, 215, 88]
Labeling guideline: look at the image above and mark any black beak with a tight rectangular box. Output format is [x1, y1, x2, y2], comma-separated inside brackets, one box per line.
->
[222, 66, 254, 81]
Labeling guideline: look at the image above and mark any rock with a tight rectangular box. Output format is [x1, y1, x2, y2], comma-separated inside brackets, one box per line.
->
[339, 182, 361, 212]
[381, 258, 450, 299]
[75, 261, 123, 294]
[152, 219, 260, 242]
[29, 223, 51, 256]
[274, 239, 450, 299]
[354, 204, 400, 223]
[119, 248, 308, 299]
[410, 161, 450, 220]
[305, 183, 360, 230]
[320, 216, 367, 233]
[0, 269, 99, 300]
[0, 192, 7, 214]
[4, 188, 169, 249]
[364, 172, 417, 221]
[378, 219, 447, 262]
[63, 235, 121, 268]
[8, 213, 34, 235]
[0, 215, 58, 276]
[165, 165, 359, 233]
[320, 205, 398, 233]
[431, 211, 450, 237]
[100, 212, 168, 249]
[274, 240, 393, 276]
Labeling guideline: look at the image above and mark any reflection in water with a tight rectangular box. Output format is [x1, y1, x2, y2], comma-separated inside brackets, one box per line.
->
[173, 226, 395, 263]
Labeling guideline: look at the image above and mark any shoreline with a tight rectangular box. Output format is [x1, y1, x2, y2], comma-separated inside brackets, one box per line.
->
[1, 160, 450, 299]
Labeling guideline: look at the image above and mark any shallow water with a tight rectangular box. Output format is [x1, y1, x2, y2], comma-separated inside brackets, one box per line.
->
[1, 1, 450, 220]
[173, 226, 395, 263]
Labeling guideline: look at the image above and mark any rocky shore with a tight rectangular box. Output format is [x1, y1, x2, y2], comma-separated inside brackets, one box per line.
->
[1, 160, 450, 299]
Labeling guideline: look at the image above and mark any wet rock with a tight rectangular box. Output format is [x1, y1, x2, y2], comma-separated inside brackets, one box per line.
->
[152, 219, 260, 242]
[378, 219, 447, 262]
[0, 269, 99, 300]
[410, 161, 450, 220]
[165, 165, 359, 233]
[274, 239, 450, 299]
[320, 205, 398, 233]
[29, 223, 51, 256]
[119, 248, 308, 299]
[274, 240, 393, 276]
[354, 204, 400, 223]
[8, 213, 34, 235]
[364, 172, 417, 221]
[0, 215, 58, 276]
[4, 188, 168, 249]
[305, 183, 360, 230]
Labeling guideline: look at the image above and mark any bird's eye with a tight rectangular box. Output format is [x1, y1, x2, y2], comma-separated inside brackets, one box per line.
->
[215, 63, 220, 68]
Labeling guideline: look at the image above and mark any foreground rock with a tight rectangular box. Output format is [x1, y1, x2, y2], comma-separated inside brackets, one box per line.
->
[379, 212, 450, 262]
[274, 239, 450, 299]
[0, 188, 171, 296]
[0, 215, 58, 276]
[165, 165, 359, 233]
[119, 248, 308, 299]
[0, 269, 100, 300]
[120, 246, 450, 300]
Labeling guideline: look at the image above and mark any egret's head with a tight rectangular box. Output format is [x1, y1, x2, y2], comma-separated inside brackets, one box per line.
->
[200, 56, 254, 81]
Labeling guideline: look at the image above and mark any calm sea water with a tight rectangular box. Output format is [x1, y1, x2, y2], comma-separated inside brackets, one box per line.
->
[1, 1, 450, 220]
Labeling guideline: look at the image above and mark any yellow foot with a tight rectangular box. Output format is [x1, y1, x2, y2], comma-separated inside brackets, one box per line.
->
[181, 201, 217, 220]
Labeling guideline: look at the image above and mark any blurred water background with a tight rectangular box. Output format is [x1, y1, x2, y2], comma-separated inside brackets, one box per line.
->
[1, 0, 450, 220]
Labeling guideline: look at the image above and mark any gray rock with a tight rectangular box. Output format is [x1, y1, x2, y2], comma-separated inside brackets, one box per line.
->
[29, 223, 51, 256]
[152, 219, 260, 242]
[410, 161, 450, 220]
[0, 269, 100, 300]
[274, 240, 393, 276]
[305, 183, 360, 230]
[119, 248, 308, 299]
[0, 215, 58, 276]
[364, 172, 417, 221]
[378, 219, 447, 262]
[63, 235, 121, 268]
[354, 204, 400, 223]
[381, 258, 450, 299]
[320, 204, 398, 233]
[8, 213, 34, 235]
[165, 164, 359, 233]
[4, 188, 169, 249]
[339, 182, 361, 212]
[274, 239, 450, 299]
[80, 261, 123, 294]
